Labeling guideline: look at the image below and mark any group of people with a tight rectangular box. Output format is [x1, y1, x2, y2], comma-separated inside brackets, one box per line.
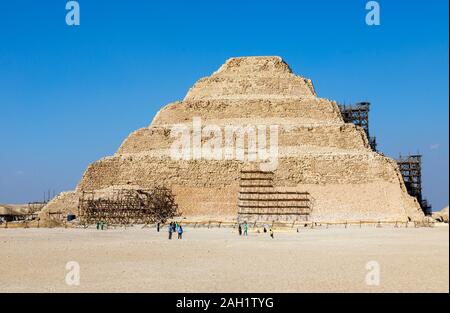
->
[238, 221, 248, 236]
[266, 226, 274, 239]
[163, 220, 275, 240]
[167, 221, 183, 239]
[238, 221, 274, 239]
[96, 221, 106, 230]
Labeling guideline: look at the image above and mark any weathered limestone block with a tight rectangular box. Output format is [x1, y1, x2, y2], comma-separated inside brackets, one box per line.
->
[432, 206, 449, 223]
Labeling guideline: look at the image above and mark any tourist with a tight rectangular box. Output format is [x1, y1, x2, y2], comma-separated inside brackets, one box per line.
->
[269, 228, 274, 239]
[178, 225, 183, 239]
[173, 222, 177, 233]
[238, 224, 242, 236]
[168, 223, 173, 240]
[243, 221, 248, 236]
[157, 222, 160, 232]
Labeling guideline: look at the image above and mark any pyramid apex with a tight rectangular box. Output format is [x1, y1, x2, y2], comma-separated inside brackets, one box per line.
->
[184, 56, 316, 101]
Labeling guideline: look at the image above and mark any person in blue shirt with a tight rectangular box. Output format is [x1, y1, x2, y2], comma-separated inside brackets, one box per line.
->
[177, 225, 183, 239]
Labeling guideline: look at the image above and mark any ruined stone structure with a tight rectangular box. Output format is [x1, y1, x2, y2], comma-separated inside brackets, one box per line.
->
[40, 56, 424, 223]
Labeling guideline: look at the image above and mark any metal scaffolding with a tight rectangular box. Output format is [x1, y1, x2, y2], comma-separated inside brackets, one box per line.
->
[237, 170, 311, 222]
[396, 155, 432, 215]
[339, 102, 377, 151]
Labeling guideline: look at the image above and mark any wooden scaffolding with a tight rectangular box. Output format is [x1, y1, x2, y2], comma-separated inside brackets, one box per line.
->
[78, 187, 178, 226]
[339, 102, 377, 151]
[27, 201, 46, 214]
[237, 170, 311, 222]
[396, 155, 432, 215]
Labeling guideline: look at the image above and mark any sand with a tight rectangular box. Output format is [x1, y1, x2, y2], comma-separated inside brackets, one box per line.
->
[0, 225, 448, 293]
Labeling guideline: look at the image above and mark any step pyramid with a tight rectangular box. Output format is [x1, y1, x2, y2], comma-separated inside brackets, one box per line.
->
[40, 56, 424, 223]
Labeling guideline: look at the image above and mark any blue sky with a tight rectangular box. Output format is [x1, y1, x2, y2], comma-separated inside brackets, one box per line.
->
[0, 0, 448, 210]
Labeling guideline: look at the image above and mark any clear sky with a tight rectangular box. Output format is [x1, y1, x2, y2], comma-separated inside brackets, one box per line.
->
[0, 0, 448, 210]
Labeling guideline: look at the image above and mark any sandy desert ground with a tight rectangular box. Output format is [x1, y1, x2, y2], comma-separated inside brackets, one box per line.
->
[0, 225, 448, 292]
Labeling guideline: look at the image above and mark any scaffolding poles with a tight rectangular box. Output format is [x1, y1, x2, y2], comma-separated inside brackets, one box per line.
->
[338, 102, 432, 215]
[396, 154, 432, 215]
[78, 187, 178, 226]
[339, 102, 377, 151]
[237, 170, 311, 222]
